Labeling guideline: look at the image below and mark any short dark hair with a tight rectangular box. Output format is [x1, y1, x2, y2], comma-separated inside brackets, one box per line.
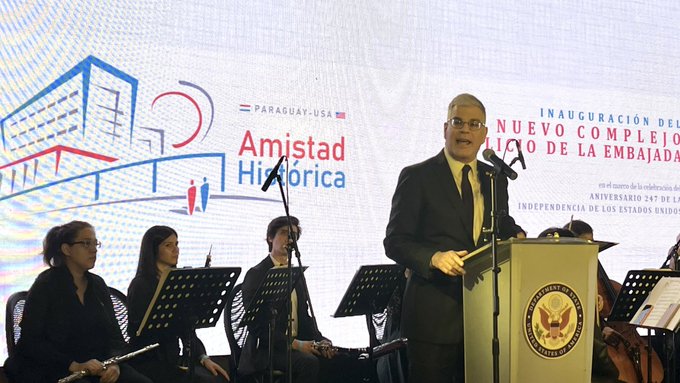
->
[448, 93, 486, 121]
[564, 220, 593, 238]
[135, 225, 178, 279]
[538, 227, 576, 238]
[266, 216, 301, 251]
[43, 221, 93, 267]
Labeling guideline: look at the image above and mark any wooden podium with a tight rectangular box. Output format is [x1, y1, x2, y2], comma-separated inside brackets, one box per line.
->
[462, 238, 599, 383]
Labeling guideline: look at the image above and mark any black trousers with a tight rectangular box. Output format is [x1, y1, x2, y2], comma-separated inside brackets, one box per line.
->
[271, 349, 364, 383]
[73, 364, 153, 383]
[407, 339, 464, 383]
[131, 358, 228, 383]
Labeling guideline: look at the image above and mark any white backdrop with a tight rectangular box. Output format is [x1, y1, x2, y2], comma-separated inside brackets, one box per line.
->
[2, 0, 680, 360]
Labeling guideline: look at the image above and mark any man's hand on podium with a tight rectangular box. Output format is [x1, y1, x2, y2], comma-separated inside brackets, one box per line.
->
[431, 250, 467, 276]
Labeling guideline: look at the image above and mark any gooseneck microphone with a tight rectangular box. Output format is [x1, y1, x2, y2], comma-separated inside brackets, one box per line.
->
[514, 140, 526, 169]
[261, 155, 286, 191]
[285, 242, 299, 254]
[483, 149, 518, 180]
[204, 244, 212, 268]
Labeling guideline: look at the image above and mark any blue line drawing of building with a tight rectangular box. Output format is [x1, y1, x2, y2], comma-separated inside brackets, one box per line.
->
[0, 56, 138, 193]
[0, 152, 227, 204]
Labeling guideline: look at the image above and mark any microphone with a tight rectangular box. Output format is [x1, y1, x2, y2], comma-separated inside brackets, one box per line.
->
[514, 140, 526, 169]
[663, 238, 680, 269]
[261, 155, 286, 192]
[285, 242, 299, 253]
[204, 244, 212, 268]
[483, 149, 518, 180]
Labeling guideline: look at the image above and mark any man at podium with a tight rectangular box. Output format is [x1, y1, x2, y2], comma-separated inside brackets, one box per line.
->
[384, 93, 525, 383]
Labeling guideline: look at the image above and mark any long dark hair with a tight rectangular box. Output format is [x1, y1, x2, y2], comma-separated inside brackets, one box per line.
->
[135, 225, 178, 279]
[563, 219, 593, 238]
[538, 227, 576, 238]
[43, 221, 93, 267]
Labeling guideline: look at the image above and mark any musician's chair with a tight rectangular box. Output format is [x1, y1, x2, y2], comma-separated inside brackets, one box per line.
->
[109, 287, 130, 343]
[5, 291, 28, 358]
[369, 276, 408, 383]
[224, 283, 284, 383]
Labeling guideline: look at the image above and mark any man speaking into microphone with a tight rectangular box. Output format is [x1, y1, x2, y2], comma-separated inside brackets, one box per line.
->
[384, 93, 525, 383]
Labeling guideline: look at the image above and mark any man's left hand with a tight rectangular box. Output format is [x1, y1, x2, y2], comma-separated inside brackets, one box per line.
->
[202, 358, 230, 381]
[316, 339, 336, 359]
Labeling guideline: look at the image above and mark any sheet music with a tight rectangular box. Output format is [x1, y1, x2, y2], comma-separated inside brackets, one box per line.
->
[632, 277, 680, 330]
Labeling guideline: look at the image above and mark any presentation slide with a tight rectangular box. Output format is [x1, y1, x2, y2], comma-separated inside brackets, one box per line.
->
[2, 0, 680, 360]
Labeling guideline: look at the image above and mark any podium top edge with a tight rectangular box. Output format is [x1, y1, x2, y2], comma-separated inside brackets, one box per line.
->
[500, 238, 617, 250]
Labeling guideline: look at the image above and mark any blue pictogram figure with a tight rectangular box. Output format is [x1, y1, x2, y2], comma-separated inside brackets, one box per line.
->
[200, 177, 210, 212]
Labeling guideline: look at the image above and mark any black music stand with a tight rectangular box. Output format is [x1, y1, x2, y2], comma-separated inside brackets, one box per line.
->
[136, 267, 241, 382]
[595, 240, 617, 252]
[333, 264, 405, 349]
[240, 266, 307, 383]
[609, 269, 680, 383]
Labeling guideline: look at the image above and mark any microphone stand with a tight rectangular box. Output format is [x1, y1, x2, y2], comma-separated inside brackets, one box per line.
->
[482, 169, 501, 383]
[273, 169, 295, 383]
[289, 237, 321, 335]
[485, 152, 522, 383]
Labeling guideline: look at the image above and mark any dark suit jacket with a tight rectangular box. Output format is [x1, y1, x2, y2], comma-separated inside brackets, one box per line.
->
[5, 266, 126, 383]
[238, 256, 324, 375]
[384, 150, 523, 345]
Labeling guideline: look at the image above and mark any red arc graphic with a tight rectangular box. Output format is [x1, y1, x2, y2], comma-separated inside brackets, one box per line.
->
[151, 91, 203, 148]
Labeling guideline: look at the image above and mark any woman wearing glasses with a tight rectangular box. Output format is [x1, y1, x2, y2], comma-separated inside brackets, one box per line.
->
[126, 225, 229, 383]
[4, 221, 152, 383]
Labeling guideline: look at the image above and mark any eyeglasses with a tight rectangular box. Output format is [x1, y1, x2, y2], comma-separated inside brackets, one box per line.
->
[447, 117, 485, 131]
[69, 240, 102, 249]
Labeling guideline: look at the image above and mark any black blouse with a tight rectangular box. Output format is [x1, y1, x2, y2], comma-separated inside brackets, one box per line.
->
[10, 265, 125, 380]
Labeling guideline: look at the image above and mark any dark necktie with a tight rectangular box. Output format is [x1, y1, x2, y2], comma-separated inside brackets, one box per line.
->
[461, 164, 474, 238]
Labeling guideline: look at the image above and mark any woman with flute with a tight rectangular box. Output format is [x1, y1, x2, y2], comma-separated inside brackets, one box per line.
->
[4, 221, 152, 383]
[127, 225, 229, 383]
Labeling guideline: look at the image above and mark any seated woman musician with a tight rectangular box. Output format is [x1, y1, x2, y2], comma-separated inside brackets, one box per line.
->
[126, 225, 230, 383]
[563, 219, 594, 241]
[4, 221, 152, 383]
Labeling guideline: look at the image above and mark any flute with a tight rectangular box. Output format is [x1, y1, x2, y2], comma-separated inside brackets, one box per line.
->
[57, 343, 159, 383]
[312, 337, 407, 359]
